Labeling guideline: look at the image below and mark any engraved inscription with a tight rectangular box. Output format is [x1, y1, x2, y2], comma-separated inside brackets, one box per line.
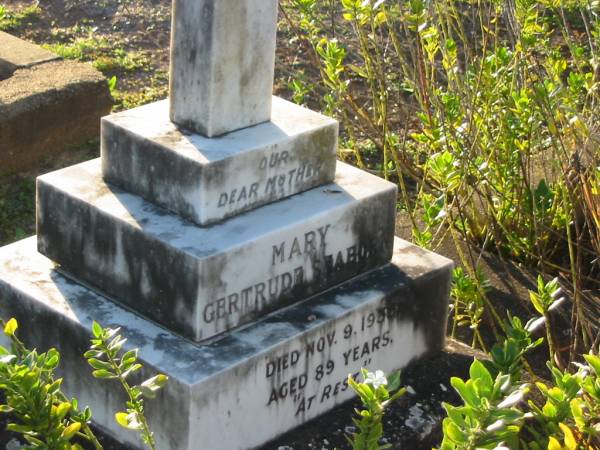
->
[203, 266, 305, 323]
[215, 150, 322, 211]
[201, 221, 377, 326]
[263, 304, 403, 417]
[271, 225, 330, 266]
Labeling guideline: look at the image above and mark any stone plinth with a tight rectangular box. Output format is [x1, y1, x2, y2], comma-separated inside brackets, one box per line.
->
[37, 159, 397, 342]
[169, 0, 278, 137]
[0, 237, 452, 450]
[101, 97, 338, 225]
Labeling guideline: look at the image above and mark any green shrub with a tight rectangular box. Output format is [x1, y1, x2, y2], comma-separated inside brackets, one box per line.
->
[440, 314, 600, 449]
[283, 0, 600, 358]
[0, 318, 167, 450]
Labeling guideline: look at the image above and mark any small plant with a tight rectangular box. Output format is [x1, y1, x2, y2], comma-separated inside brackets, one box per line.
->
[528, 276, 567, 367]
[440, 314, 535, 450]
[0, 5, 40, 32]
[0, 318, 103, 450]
[107, 75, 118, 98]
[346, 369, 405, 450]
[85, 322, 167, 450]
[440, 311, 600, 449]
[486, 314, 543, 383]
[450, 267, 491, 350]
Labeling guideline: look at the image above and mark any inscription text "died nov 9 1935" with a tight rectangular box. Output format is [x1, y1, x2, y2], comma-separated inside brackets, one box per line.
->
[264, 304, 403, 417]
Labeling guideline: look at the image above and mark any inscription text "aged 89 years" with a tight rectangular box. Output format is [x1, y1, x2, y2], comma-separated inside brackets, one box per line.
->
[264, 304, 403, 417]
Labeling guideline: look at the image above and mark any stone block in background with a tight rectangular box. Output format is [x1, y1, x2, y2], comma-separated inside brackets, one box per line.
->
[0, 31, 59, 80]
[101, 97, 338, 225]
[37, 158, 397, 342]
[0, 44, 112, 175]
[0, 236, 452, 450]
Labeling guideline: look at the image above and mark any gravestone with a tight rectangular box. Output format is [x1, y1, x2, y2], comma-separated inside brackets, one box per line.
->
[0, 2, 452, 450]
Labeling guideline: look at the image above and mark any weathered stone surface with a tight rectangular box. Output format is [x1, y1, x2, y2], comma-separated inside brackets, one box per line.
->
[0, 60, 112, 175]
[0, 236, 452, 450]
[37, 158, 397, 342]
[169, 0, 278, 137]
[101, 97, 338, 225]
[0, 31, 60, 80]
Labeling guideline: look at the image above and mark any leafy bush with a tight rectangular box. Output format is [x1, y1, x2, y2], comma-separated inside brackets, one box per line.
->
[0, 319, 102, 450]
[440, 313, 600, 450]
[0, 318, 166, 450]
[283, 0, 600, 360]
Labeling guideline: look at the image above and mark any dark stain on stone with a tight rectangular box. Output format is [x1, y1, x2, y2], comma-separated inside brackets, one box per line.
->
[188, 47, 197, 66]
[37, 179, 202, 340]
[0, 283, 189, 449]
[103, 120, 204, 222]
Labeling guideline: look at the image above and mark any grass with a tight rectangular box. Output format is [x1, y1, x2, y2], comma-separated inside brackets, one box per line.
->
[0, 4, 39, 32]
[40, 27, 157, 110]
[110, 71, 168, 110]
[92, 48, 151, 73]
[42, 35, 151, 75]
[42, 36, 110, 61]
[0, 177, 35, 246]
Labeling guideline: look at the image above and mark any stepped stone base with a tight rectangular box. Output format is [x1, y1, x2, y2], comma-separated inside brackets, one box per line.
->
[101, 97, 338, 225]
[37, 158, 397, 342]
[0, 236, 452, 450]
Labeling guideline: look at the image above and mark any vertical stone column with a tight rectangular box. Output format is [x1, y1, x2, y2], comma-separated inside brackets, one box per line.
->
[169, 0, 278, 137]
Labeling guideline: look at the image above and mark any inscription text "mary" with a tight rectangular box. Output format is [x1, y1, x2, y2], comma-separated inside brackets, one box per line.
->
[271, 225, 331, 266]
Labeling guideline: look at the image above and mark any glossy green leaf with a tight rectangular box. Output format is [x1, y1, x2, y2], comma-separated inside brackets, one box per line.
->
[4, 318, 18, 336]
[60, 422, 81, 440]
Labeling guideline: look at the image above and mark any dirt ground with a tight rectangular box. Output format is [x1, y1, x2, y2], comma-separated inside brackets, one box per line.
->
[1, 0, 305, 110]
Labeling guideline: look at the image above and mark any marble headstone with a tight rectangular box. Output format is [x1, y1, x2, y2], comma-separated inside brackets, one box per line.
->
[0, 0, 453, 448]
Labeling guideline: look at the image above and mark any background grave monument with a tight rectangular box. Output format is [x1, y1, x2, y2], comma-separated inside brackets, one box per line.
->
[0, 1, 452, 449]
[0, 31, 112, 175]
